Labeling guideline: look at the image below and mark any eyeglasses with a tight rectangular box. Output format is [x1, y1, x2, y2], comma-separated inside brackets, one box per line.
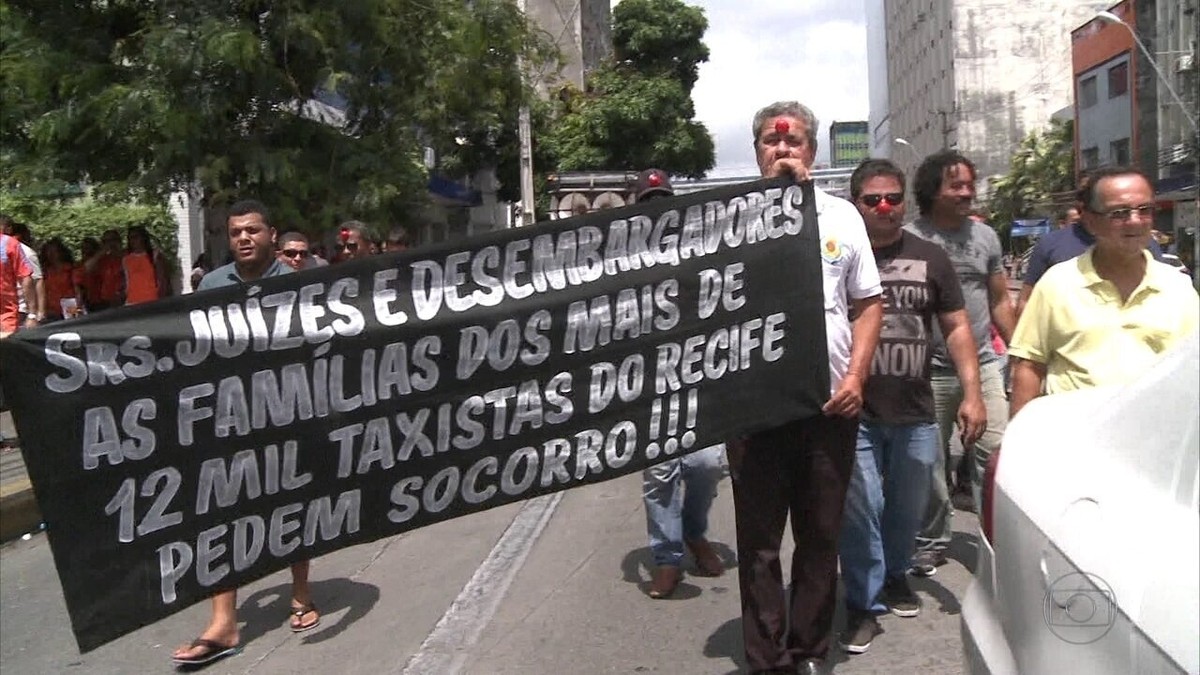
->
[280, 249, 310, 259]
[1092, 204, 1156, 222]
[861, 193, 904, 207]
[336, 242, 358, 253]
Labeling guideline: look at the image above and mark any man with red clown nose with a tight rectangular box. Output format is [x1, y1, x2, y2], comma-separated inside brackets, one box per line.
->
[332, 221, 371, 264]
[726, 101, 883, 675]
[834, 159, 985, 655]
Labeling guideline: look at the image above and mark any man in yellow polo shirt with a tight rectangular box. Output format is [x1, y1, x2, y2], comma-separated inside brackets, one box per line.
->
[1009, 165, 1199, 417]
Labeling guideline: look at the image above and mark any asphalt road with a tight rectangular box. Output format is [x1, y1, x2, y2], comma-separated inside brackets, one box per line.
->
[0, 470, 979, 674]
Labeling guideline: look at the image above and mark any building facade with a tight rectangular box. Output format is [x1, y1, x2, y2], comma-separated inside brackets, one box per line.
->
[881, 1, 1112, 196]
[829, 121, 871, 168]
[865, 0, 893, 159]
[1072, 3, 1140, 174]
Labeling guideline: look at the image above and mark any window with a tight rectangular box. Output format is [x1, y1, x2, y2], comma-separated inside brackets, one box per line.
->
[1079, 76, 1098, 108]
[1108, 61, 1129, 98]
[1110, 138, 1131, 165]
[1082, 147, 1100, 169]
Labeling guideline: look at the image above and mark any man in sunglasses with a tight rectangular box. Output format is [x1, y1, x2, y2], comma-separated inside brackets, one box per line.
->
[903, 150, 1014, 578]
[276, 231, 314, 271]
[836, 159, 986, 654]
[332, 221, 371, 263]
[1008, 166, 1198, 417]
[1015, 173, 1165, 320]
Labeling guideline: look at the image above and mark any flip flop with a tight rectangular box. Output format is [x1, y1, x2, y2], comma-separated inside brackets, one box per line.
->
[171, 638, 241, 666]
[290, 603, 321, 633]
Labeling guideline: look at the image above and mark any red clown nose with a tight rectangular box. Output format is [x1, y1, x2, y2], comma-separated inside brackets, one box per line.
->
[339, 228, 350, 242]
[773, 119, 790, 134]
[876, 200, 894, 215]
[648, 173, 662, 187]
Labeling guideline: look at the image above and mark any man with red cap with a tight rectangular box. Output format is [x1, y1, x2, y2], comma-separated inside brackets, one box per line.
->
[633, 168, 673, 202]
[835, 159, 985, 655]
[629, 168, 730, 599]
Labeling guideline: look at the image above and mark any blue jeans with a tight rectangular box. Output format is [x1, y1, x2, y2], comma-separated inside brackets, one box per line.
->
[643, 444, 726, 567]
[839, 421, 939, 612]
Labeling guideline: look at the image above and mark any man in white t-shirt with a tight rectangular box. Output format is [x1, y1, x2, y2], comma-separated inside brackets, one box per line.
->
[727, 101, 883, 675]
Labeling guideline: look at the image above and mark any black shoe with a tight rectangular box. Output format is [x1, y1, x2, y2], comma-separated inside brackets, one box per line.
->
[838, 610, 881, 654]
[796, 658, 824, 675]
[908, 549, 947, 577]
[883, 575, 922, 617]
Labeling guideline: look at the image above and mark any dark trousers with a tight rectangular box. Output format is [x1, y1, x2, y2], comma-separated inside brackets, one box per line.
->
[730, 414, 858, 671]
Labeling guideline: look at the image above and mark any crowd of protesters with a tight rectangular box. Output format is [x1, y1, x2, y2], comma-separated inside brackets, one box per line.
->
[0, 214, 412, 337]
[1, 99, 1197, 674]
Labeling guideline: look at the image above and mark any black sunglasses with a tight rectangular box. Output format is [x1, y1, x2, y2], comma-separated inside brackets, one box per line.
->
[861, 193, 904, 207]
[280, 249, 310, 259]
[336, 242, 358, 252]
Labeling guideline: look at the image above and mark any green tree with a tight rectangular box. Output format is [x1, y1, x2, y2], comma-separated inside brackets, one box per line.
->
[0, 0, 553, 231]
[543, 0, 716, 178]
[987, 119, 1076, 247]
[0, 192, 177, 263]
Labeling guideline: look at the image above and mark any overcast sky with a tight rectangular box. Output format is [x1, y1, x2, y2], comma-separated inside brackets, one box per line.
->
[684, 0, 869, 176]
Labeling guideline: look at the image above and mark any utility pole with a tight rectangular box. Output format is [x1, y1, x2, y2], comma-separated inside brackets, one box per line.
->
[518, 105, 535, 228]
[515, 0, 536, 228]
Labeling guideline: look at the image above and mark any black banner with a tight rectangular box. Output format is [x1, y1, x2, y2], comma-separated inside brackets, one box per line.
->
[0, 177, 828, 652]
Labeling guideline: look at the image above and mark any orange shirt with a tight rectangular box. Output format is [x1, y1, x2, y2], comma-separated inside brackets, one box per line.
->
[44, 264, 82, 318]
[1, 234, 34, 334]
[123, 252, 159, 305]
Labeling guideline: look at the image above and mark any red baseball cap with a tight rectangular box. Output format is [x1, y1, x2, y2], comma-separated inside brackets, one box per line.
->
[633, 169, 674, 201]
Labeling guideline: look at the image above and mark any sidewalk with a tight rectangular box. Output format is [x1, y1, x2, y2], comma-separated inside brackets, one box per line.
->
[0, 410, 39, 542]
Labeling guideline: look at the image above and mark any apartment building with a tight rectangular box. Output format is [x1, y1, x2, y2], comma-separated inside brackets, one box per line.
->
[874, 1, 1111, 196]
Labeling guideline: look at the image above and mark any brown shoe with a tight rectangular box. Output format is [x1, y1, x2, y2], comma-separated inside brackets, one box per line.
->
[686, 538, 724, 577]
[648, 565, 682, 599]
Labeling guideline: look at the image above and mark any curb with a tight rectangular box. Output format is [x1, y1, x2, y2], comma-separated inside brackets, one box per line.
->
[0, 478, 41, 543]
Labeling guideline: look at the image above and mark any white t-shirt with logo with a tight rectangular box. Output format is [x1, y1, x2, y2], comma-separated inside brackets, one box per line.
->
[813, 187, 882, 394]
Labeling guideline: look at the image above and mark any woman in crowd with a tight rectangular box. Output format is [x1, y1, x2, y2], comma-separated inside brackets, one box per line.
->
[122, 225, 172, 305]
[39, 238, 84, 322]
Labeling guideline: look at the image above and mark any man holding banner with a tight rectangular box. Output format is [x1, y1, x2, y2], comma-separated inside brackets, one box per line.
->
[631, 169, 728, 599]
[728, 101, 883, 675]
[175, 199, 320, 667]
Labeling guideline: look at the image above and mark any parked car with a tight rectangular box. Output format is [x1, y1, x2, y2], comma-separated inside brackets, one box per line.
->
[961, 338, 1199, 675]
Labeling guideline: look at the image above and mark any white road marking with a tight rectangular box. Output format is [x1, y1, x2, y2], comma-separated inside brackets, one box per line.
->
[399, 492, 564, 674]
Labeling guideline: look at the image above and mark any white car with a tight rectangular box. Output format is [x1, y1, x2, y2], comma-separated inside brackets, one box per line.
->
[962, 338, 1199, 675]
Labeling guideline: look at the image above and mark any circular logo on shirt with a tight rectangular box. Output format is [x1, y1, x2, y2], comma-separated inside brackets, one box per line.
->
[821, 236, 844, 263]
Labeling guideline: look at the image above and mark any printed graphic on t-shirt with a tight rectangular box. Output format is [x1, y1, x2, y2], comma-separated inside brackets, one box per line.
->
[873, 258, 930, 379]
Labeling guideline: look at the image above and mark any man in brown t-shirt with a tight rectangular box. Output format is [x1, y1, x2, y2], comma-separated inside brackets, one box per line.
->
[836, 159, 986, 655]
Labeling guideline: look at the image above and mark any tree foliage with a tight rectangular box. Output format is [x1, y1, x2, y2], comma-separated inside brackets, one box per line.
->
[543, 0, 715, 178]
[0, 0, 554, 229]
[0, 192, 177, 263]
[987, 119, 1075, 244]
